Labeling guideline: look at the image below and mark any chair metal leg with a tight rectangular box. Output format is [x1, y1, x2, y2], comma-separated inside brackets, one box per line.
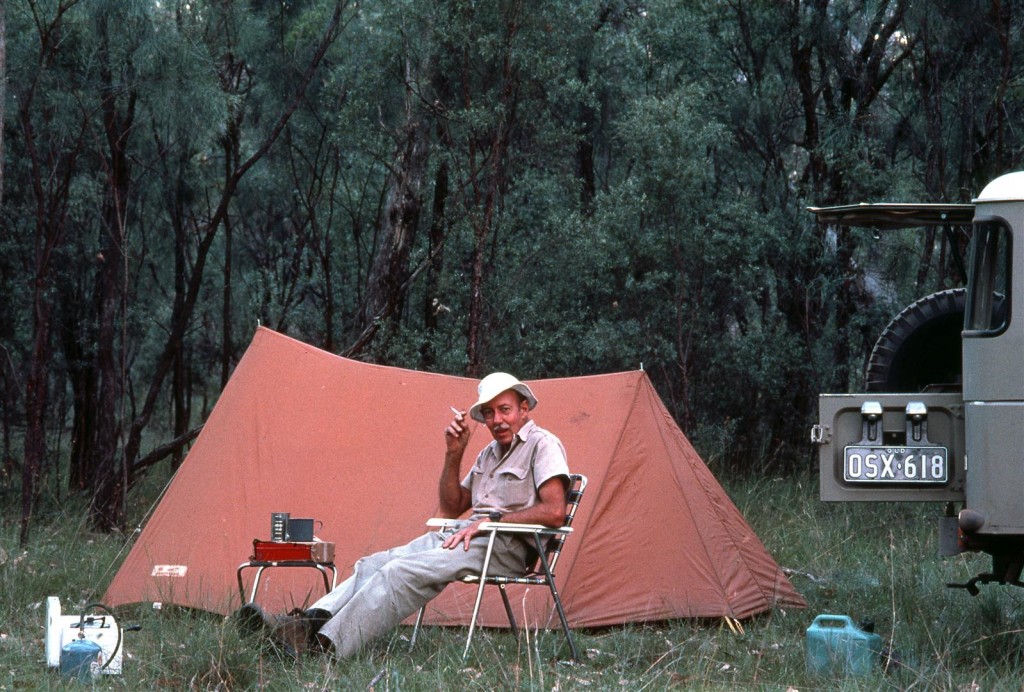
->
[533, 534, 579, 661]
[498, 585, 518, 638]
[463, 530, 498, 660]
[409, 606, 425, 649]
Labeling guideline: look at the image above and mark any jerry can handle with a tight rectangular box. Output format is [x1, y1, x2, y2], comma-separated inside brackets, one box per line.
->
[810, 614, 856, 629]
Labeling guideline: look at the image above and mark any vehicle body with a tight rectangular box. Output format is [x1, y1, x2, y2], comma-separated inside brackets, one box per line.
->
[811, 171, 1024, 594]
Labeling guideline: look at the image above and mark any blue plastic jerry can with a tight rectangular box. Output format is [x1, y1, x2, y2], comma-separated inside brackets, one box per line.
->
[805, 614, 883, 677]
[60, 637, 103, 681]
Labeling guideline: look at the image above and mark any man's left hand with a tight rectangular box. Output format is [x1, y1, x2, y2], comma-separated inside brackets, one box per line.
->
[442, 520, 486, 551]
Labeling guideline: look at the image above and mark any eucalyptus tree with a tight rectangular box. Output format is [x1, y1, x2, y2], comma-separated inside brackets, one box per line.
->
[664, 0, 1024, 465]
[6, 0, 96, 544]
[419, 0, 628, 376]
[0, 0, 6, 204]
[4, 0, 351, 539]
[109, 0, 350, 530]
[897, 0, 1024, 287]
[899, 0, 1024, 192]
[225, 1, 436, 358]
[329, 0, 551, 373]
[284, 0, 617, 377]
[533, 0, 930, 465]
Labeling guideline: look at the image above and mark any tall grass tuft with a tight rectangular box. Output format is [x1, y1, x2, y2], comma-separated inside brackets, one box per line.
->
[4, 474, 1024, 689]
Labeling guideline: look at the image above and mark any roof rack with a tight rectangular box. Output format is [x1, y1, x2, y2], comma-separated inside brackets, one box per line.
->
[807, 203, 975, 230]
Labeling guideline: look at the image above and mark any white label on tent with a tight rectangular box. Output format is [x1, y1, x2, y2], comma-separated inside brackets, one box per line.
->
[151, 565, 188, 578]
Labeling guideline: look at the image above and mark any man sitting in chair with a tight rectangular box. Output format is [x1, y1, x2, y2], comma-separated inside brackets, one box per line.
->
[237, 372, 570, 659]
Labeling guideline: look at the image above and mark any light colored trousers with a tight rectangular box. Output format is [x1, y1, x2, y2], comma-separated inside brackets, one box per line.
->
[311, 521, 530, 658]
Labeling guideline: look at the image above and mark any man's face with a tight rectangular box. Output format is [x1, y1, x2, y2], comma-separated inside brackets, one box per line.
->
[479, 390, 530, 448]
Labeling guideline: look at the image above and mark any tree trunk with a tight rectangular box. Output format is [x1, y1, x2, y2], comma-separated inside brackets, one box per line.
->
[0, 0, 6, 206]
[87, 15, 136, 530]
[169, 151, 188, 470]
[347, 47, 433, 358]
[219, 54, 243, 386]
[63, 311, 95, 491]
[424, 161, 448, 335]
[221, 213, 234, 387]
[464, 2, 522, 375]
[21, 291, 52, 547]
[16, 2, 83, 544]
[351, 118, 429, 351]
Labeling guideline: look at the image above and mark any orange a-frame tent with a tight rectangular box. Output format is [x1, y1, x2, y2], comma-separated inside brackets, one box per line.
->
[104, 328, 805, 627]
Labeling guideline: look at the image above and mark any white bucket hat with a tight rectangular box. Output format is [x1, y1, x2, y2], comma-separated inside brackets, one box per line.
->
[469, 372, 538, 423]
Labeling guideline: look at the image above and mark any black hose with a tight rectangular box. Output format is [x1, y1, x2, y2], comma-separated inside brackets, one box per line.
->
[79, 602, 122, 672]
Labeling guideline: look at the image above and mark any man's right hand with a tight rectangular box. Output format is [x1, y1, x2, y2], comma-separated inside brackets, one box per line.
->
[444, 409, 471, 456]
[439, 409, 473, 517]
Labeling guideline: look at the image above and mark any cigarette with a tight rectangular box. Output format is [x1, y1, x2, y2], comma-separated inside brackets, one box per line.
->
[450, 405, 463, 417]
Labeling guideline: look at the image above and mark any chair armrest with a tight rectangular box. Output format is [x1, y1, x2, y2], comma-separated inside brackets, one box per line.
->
[479, 522, 571, 535]
[426, 518, 571, 535]
[425, 517, 461, 528]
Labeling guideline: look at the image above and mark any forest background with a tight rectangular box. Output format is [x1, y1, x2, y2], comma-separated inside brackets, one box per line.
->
[1, 0, 1021, 543]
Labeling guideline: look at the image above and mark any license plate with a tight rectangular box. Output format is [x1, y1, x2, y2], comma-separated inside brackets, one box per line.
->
[843, 446, 948, 483]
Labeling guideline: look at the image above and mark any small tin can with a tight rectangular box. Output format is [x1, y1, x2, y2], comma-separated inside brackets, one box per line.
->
[270, 512, 289, 542]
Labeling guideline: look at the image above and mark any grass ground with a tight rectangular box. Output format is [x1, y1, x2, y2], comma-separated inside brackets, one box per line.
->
[3, 472, 1024, 690]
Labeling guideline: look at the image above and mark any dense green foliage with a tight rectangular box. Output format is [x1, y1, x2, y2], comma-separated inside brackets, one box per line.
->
[2, 1, 1024, 533]
[4, 474, 1024, 689]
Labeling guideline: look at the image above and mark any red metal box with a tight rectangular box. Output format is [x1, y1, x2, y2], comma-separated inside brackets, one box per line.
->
[251, 540, 335, 563]
[252, 540, 312, 562]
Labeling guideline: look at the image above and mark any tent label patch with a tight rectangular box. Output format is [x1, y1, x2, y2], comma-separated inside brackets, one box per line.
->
[151, 565, 188, 578]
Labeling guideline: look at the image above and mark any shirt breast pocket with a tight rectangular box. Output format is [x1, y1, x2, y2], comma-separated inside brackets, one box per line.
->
[496, 464, 534, 508]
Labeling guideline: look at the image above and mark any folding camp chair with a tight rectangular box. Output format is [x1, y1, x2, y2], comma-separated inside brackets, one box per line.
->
[411, 473, 587, 661]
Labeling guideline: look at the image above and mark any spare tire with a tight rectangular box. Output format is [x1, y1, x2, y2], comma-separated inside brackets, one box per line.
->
[865, 288, 965, 393]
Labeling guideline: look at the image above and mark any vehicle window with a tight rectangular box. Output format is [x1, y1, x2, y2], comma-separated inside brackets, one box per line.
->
[965, 219, 1010, 334]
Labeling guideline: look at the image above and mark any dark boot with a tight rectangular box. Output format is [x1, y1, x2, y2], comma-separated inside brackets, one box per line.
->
[305, 608, 333, 655]
[269, 611, 310, 659]
[305, 608, 331, 630]
[270, 607, 333, 659]
[231, 602, 272, 636]
[312, 632, 336, 657]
